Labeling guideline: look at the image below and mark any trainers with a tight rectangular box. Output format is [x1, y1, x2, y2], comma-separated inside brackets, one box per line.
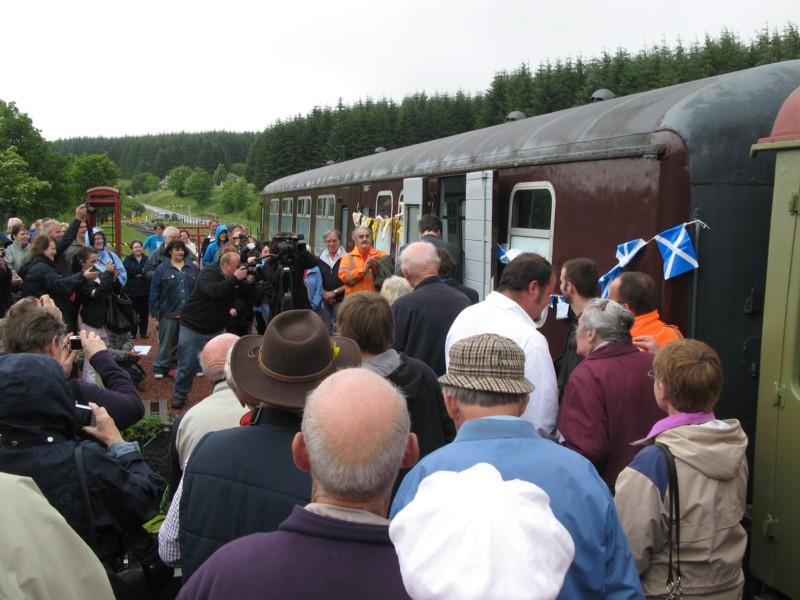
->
[153, 372, 164, 380]
[195, 371, 203, 377]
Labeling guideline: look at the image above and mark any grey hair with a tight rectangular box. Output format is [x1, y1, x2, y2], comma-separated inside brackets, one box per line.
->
[441, 384, 528, 407]
[580, 298, 634, 342]
[352, 226, 371, 241]
[302, 374, 410, 501]
[199, 353, 224, 381]
[163, 226, 179, 239]
[323, 229, 342, 242]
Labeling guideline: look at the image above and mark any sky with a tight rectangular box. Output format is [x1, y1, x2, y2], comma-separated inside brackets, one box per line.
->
[1, 0, 797, 140]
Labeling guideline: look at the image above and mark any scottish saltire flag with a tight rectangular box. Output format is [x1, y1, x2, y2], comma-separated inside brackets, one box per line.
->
[598, 264, 622, 298]
[654, 223, 699, 280]
[615, 238, 647, 268]
[498, 244, 510, 264]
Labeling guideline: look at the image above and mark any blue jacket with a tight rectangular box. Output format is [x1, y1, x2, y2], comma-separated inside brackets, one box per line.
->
[89, 229, 127, 286]
[202, 224, 229, 266]
[304, 266, 323, 312]
[149, 261, 200, 318]
[391, 417, 644, 599]
[142, 233, 164, 255]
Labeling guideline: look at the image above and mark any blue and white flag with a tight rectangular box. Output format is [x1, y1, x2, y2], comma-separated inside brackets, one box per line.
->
[615, 238, 647, 268]
[654, 223, 699, 280]
[598, 264, 622, 299]
[498, 243, 510, 264]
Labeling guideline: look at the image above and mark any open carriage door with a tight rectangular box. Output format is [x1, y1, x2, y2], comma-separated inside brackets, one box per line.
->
[464, 171, 493, 300]
[401, 178, 423, 254]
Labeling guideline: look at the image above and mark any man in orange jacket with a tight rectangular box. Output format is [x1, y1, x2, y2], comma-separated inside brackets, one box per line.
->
[338, 226, 387, 295]
[609, 271, 682, 350]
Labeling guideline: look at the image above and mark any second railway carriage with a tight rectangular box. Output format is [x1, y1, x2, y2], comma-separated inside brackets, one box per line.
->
[262, 59, 800, 472]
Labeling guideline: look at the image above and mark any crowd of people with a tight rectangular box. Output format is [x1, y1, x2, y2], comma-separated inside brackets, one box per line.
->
[0, 207, 749, 599]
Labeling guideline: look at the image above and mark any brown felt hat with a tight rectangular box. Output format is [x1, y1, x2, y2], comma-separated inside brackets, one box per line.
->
[226, 309, 361, 411]
[439, 333, 534, 395]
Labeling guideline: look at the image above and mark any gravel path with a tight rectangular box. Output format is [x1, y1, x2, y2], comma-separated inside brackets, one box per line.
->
[134, 317, 213, 420]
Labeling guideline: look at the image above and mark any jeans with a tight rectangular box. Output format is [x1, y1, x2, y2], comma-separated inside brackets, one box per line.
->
[172, 324, 219, 403]
[322, 301, 340, 334]
[154, 318, 180, 374]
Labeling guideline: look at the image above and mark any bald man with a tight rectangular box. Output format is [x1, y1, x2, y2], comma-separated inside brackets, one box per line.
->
[392, 242, 471, 376]
[175, 333, 249, 468]
[178, 368, 419, 599]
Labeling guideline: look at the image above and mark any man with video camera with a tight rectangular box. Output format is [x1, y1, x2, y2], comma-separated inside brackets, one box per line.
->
[257, 232, 318, 316]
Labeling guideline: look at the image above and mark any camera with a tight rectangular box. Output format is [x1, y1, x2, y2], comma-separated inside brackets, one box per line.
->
[246, 265, 259, 276]
[69, 335, 82, 351]
[85, 203, 97, 214]
[74, 403, 96, 427]
[272, 233, 306, 270]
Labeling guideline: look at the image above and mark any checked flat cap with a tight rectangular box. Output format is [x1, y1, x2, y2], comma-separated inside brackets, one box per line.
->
[439, 333, 533, 395]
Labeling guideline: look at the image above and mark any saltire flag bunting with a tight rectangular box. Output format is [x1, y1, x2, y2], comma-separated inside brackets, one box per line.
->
[497, 244, 523, 265]
[654, 223, 700, 280]
[615, 238, 647, 268]
[598, 264, 622, 299]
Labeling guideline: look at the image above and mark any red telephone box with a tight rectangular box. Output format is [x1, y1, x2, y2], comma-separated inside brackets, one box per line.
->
[85, 187, 122, 255]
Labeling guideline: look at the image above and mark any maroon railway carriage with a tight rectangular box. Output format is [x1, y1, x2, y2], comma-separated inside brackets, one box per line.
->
[261, 60, 800, 459]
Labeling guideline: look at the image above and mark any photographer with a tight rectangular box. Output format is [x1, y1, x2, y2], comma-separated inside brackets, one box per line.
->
[3, 296, 144, 429]
[260, 231, 318, 316]
[172, 249, 254, 409]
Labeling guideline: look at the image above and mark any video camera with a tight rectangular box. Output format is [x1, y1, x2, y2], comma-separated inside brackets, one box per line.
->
[272, 232, 307, 270]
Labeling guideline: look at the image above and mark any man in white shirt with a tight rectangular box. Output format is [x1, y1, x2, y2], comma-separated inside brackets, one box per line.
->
[445, 253, 558, 438]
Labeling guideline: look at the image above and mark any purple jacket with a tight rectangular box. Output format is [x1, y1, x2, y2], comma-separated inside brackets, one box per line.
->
[178, 506, 410, 600]
[75, 350, 143, 430]
[558, 341, 665, 489]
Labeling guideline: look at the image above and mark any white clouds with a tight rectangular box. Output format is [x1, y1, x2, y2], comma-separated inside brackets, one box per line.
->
[1, 0, 795, 139]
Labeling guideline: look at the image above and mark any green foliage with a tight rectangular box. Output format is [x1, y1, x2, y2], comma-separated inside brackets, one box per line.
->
[168, 165, 193, 197]
[130, 171, 160, 195]
[0, 146, 51, 217]
[220, 175, 256, 213]
[122, 414, 164, 447]
[229, 162, 246, 176]
[67, 153, 121, 199]
[212, 162, 227, 185]
[185, 167, 213, 205]
[51, 131, 258, 178]
[1, 99, 68, 220]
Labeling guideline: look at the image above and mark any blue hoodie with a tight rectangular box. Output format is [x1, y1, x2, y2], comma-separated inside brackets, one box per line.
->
[89, 229, 127, 286]
[202, 224, 229, 266]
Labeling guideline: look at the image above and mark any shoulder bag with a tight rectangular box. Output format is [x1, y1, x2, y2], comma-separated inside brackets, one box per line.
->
[652, 442, 683, 600]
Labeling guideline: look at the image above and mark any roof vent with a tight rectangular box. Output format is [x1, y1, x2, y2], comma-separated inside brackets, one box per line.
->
[590, 89, 615, 103]
[506, 110, 526, 121]
[326, 160, 335, 166]
[374, 146, 386, 153]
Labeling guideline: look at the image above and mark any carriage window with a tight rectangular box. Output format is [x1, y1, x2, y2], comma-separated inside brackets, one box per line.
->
[280, 197, 294, 233]
[508, 184, 555, 261]
[314, 195, 336, 254]
[269, 199, 280, 238]
[375, 192, 393, 254]
[296, 196, 312, 247]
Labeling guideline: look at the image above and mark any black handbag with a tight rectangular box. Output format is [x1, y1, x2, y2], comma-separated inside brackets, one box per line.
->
[106, 290, 138, 333]
[651, 442, 683, 600]
[75, 444, 173, 599]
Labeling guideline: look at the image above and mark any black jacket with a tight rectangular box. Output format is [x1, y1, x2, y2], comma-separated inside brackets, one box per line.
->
[180, 407, 311, 582]
[316, 254, 344, 304]
[77, 270, 118, 329]
[19, 255, 85, 316]
[123, 254, 150, 298]
[442, 277, 479, 304]
[180, 263, 251, 334]
[391, 276, 471, 376]
[0, 354, 162, 562]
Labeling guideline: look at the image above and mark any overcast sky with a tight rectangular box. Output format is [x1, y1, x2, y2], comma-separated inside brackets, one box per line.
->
[2, 0, 796, 140]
